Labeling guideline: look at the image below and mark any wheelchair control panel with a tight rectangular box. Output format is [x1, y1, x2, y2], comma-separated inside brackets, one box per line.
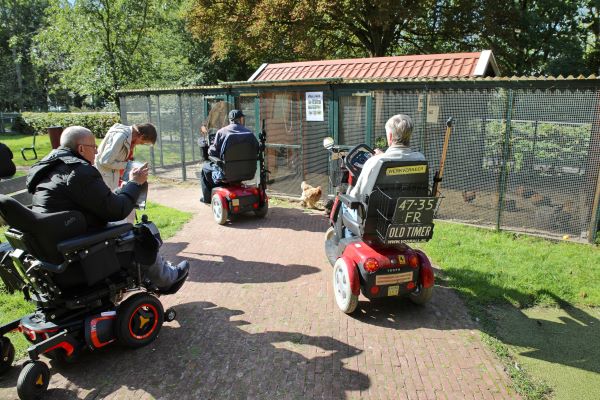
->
[344, 144, 375, 177]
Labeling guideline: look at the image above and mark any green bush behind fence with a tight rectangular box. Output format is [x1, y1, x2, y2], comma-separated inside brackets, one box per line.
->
[16, 112, 120, 138]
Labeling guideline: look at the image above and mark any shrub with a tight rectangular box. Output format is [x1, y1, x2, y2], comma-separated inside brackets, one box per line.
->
[16, 112, 120, 138]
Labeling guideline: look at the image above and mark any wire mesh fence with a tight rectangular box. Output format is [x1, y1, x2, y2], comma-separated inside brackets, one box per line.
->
[119, 81, 600, 242]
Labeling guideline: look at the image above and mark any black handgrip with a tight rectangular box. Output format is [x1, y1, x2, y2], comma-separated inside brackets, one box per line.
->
[32, 260, 67, 274]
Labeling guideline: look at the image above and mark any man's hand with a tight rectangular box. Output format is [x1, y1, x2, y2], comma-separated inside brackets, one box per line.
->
[374, 148, 384, 155]
[129, 163, 149, 185]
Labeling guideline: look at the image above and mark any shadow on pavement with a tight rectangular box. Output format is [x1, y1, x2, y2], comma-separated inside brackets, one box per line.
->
[162, 244, 321, 284]
[218, 206, 329, 233]
[0, 302, 370, 399]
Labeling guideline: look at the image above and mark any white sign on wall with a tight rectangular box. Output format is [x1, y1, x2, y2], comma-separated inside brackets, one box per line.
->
[306, 92, 324, 121]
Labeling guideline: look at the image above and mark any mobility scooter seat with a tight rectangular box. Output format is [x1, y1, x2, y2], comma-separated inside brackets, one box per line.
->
[209, 140, 259, 183]
[0, 195, 134, 290]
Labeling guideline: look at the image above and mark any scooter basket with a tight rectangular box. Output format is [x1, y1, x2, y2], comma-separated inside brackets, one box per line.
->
[370, 187, 441, 245]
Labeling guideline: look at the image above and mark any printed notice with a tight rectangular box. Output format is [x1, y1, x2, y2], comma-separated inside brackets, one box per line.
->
[306, 92, 324, 121]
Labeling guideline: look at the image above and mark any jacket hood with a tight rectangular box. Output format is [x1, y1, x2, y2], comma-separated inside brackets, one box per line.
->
[26, 147, 89, 193]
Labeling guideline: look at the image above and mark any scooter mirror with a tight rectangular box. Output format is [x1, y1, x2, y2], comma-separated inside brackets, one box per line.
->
[323, 137, 334, 150]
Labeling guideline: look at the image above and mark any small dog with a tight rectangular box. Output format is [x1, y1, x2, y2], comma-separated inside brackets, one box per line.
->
[300, 181, 322, 209]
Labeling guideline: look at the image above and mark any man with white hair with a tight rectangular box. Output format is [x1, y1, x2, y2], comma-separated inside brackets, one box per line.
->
[25, 126, 189, 294]
[349, 114, 425, 202]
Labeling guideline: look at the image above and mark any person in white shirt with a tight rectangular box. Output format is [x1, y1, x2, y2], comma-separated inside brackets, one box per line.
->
[349, 114, 425, 202]
[95, 123, 157, 190]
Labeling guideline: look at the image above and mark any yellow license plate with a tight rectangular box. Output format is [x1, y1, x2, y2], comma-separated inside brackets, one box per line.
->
[232, 199, 240, 206]
[387, 285, 400, 296]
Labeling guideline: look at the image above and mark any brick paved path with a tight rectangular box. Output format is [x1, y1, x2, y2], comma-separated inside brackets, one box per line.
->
[0, 184, 519, 400]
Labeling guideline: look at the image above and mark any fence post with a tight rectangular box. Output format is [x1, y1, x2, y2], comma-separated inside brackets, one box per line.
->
[496, 88, 513, 231]
[156, 95, 164, 167]
[0, 112, 4, 134]
[177, 93, 187, 181]
[590, 170, 600, 243]
[365, 93, 373, 146]
[146, 95, 156, 175]
[420, 89, 427, 153]
[120, 96, 128, 124]
[188, 95, 195, 162]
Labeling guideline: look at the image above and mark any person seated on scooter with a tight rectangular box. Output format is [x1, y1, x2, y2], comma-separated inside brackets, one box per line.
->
[199, 109, 259, 203]
[343, 114, 425, 231]
[25, 126, 190, 294]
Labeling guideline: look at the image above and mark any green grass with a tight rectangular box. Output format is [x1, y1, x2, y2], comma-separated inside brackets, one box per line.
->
[415, 221, 600, 399]
[1, 133, 53, 167]
[417, 221, 600, 308]
[0, 202, 192, 357]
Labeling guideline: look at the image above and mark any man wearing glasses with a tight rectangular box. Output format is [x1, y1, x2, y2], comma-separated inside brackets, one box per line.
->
[25, 126, 189, 294]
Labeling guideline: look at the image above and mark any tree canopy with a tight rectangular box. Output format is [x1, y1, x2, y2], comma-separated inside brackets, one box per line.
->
[0, 0, 598, 110]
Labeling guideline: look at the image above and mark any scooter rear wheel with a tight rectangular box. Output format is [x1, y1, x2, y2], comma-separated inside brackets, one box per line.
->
[409, 285, 433, 305]
[333, 258, 358, 314]
[211, 194, 228, 225]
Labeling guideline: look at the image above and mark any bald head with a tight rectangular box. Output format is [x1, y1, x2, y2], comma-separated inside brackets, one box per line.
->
[61, 126, 97, 163]
[60, 126, 94, 151]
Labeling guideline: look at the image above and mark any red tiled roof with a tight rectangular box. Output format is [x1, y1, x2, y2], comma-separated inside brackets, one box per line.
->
[249, 51, 499, 82]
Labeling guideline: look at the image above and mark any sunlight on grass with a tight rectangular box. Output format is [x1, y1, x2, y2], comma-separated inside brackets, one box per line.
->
[417, 221, 600, 308]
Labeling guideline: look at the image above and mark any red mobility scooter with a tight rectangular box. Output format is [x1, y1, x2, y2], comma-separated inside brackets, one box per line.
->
[323, 135, 446, 314]
[201, 121, 269, 225]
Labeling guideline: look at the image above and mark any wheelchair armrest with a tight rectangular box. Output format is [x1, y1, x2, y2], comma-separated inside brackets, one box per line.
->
[339, 194, 362, 210]
[208, 155, 223, 165]
[57, 223, 133, 255]
[31, 259, 68, 274]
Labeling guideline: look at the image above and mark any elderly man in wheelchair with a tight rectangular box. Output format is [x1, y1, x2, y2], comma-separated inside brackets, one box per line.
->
[200, 109, 269, 224]
[325, 114, 439, 314]
[0, 126, 189, 400]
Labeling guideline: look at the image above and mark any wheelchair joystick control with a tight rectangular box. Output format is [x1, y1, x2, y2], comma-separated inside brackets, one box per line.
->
[141, 214, 148, 224]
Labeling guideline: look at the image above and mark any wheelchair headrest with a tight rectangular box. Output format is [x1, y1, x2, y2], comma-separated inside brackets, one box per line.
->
[0, 194, 87, 263]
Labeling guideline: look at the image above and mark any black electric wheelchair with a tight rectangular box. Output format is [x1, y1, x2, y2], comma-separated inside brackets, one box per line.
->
[324, 140, 440, 314]
[0, 195, 178, 400]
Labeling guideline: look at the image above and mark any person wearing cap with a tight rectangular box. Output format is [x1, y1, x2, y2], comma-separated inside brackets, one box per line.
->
[199, 109, 259, 203]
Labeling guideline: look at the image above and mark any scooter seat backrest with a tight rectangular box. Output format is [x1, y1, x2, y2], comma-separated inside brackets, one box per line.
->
[0, 194, 87, 264]
[222, 141, 258, 182]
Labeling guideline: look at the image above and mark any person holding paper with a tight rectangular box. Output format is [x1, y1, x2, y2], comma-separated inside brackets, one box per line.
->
[95, 122, 157, 190]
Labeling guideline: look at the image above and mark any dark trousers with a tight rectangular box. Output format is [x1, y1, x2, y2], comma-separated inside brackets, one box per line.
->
[200, 162, 221, 203]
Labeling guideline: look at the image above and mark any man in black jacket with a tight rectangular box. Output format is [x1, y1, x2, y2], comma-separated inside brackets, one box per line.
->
[26, 126, 189, 293]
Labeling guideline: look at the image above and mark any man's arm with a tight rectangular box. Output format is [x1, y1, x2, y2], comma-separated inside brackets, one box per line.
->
[95, 131, 129, 170]
[67, 165, 144, 222]
[208, 131, 225, 158]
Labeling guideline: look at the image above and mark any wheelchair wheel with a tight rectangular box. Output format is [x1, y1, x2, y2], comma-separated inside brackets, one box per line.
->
[0, 336, 15, 374]
[116, 293, 164, 348]
[333, 258, 358, 314]
[409, 285, 433, 305]
[211, 194, 228, 225]
[17, 360, 50, 400]
[254, 201, 268, 218]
